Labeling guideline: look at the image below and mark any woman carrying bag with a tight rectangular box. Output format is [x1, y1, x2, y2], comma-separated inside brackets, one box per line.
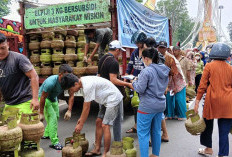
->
[194, 43, 232, 157]
[132, 48, 170, 157]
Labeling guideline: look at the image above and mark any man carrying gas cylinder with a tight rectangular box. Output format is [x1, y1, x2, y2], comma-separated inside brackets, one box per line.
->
[0, 33, 39, 117]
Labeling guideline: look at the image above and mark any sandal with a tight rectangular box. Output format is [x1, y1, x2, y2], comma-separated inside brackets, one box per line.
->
[161, 138, 169, 142]
[49, 143, 63, 150]
[85, 151, 102, 156]
[198, 148, 213, 155]
[126, 127, 137, 133]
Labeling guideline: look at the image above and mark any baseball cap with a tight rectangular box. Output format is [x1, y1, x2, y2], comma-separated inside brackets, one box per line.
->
[158, 41, 167, 48]
[109, 40, 126, 51]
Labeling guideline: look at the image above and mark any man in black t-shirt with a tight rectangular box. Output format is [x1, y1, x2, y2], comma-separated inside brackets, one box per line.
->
[85, 40, 133, 156]
[98, 40, 133, 89]
[0, 33, 39, 116]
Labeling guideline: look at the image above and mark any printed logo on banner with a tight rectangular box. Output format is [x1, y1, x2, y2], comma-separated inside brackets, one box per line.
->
[117, 0, 169, 48]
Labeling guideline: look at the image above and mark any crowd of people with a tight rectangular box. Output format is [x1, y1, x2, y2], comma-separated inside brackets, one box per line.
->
[0, 27, 232, 157]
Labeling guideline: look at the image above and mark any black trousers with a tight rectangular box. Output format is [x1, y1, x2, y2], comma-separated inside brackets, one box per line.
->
[200, 118, 214, 148]
[195, 74, 202, 93]
[133, 107, 138, 124]
[200, 118, 232, 156]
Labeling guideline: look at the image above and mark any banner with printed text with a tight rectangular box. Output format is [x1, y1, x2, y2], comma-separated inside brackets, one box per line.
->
[117, 0, 169, 48]
[24, 0, 111, 29]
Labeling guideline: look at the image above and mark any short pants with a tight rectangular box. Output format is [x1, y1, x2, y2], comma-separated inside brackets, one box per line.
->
[97, 103, 121, 126]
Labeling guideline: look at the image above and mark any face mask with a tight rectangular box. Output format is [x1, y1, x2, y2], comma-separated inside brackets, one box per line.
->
[196, 56, 200, 60]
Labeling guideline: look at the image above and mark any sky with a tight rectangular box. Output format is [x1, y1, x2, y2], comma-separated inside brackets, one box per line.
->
[4, 0, 232, 40]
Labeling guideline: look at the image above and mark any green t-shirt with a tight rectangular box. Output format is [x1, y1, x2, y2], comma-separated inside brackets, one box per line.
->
[39, 75, 63, 102]
[196, 60, 204, 75]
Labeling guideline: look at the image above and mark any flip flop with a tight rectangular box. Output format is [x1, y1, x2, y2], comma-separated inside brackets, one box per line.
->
[126, 127, 137, 133]
[161, 138, 169, 142]
[85, 151, 102, 156]
[198, 148, 213, 156]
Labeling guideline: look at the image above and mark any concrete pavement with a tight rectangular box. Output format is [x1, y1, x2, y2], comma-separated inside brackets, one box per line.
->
[40, 100, 232, 157]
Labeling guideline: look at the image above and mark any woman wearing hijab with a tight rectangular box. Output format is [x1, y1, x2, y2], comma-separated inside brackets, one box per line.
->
[186, 51, 197, 86]
[200, 51, 207, 66]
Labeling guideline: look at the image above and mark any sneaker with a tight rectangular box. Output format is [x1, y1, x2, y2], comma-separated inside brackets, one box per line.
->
[49, 143, 63, 150]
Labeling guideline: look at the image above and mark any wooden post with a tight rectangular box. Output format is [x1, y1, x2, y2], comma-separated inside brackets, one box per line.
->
[111, 0, 118, 40]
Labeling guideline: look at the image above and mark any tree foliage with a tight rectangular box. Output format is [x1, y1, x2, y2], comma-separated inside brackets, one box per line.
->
[227, 22, 232, 42]
[0, 0, 11, 17]
[156, 0, 194, 45]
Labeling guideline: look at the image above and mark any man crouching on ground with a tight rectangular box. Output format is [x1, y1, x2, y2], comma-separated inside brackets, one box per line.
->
[60, 73, 123, 157]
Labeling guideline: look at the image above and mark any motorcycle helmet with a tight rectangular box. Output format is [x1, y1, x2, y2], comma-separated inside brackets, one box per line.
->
[131, 31, 147, 44]
[209, 42, 231, 60]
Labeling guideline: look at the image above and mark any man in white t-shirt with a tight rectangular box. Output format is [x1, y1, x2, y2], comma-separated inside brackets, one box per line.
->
[60, 73, 123, 157]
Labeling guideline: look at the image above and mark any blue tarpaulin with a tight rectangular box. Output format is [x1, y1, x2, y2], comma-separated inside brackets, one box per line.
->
[117, 0, 169, 48]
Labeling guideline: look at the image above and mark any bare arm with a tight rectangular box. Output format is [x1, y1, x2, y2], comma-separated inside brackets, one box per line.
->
[110, 73, 133, 89]
[75, 102, 91, 133]
[67, 89, 75, 112]
[25, 69, 39, 110]
[124, 73, 129, 82]
[84, 43, 90, 57]
[39, 91, 48, 114]
[79, 102, 91, 124]
[89, 44, 100, 59]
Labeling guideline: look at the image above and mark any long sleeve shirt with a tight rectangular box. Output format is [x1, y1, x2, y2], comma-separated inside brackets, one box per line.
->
[132, 64, 170, 113]
[126, 48, 145, 76]
[196, 60, 232, 119]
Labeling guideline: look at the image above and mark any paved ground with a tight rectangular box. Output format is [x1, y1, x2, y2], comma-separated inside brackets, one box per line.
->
[41, 99, 232, 157]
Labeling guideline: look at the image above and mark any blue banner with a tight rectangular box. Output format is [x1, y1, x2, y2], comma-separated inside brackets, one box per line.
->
[117, 0, 169, 48]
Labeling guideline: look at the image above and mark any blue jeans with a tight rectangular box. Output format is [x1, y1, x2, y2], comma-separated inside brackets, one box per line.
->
[112, 100, 123, 141]
[137, 112, 162, 157]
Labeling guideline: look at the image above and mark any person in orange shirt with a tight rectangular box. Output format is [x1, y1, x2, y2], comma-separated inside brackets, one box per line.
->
[194, 43, 232, 157]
